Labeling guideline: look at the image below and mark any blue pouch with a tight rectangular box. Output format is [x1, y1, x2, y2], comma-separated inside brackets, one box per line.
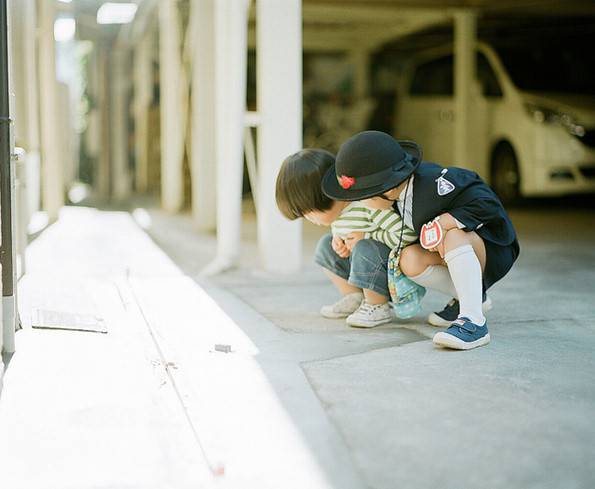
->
[388, 249, 426, 319]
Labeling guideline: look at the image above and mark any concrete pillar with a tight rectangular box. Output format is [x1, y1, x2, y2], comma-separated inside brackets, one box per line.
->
[133, 31, 152, 193]
[58, 82, 75, 188]
[111, 47, 132, 200]
[96, 44, 111, 197]
[351, 48, 370, 99]
[202, 0, 249, 273]
[190, 0, 217, 232]
[85, 48, 101, 181]
[256, 0, 302, 273]
[23, 0, 41, 218]
[8, 0, 39, 249]
[8, 0, 25, 147]
[37, 0, 64, 220]
[14, 148, 27, 278]
[159, 0, 185, 212]
[453, 10, 477, 166]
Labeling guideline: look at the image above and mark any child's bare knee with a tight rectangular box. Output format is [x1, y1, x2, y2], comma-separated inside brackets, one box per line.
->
[400, 245, 422, 276]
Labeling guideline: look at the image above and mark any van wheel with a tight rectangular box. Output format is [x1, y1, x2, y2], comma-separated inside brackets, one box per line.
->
[491, 145, 521, 206]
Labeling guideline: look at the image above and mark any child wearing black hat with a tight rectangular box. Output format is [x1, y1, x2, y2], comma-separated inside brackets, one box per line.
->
[322, 131, 520, 350]
[276, 148, 424, 327]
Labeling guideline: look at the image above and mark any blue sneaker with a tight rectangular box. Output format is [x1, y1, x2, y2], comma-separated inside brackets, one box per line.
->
[433, 317, 490, 350]
[428, 294, 492, 327]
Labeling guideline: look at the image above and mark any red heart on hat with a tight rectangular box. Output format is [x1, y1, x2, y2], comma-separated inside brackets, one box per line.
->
[338, 175, 356, 189]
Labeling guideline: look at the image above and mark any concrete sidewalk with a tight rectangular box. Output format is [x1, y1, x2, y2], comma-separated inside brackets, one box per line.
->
[0, 207, 364, 489]
[1, 203, 594, 489]
[146, 203, 595, 489]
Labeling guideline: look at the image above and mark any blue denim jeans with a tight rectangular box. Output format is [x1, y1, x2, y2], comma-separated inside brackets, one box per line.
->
[314, 234, 390, 297]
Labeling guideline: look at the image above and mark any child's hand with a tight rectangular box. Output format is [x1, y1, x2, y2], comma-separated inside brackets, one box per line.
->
[332, 235, 351, 258]
[344, 231, 365, 251]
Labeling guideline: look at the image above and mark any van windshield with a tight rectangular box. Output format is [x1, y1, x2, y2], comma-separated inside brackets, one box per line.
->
[495, 45, 595, 95]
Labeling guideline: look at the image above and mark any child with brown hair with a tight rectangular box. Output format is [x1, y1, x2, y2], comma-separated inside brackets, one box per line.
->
[276, 148, 423, 327]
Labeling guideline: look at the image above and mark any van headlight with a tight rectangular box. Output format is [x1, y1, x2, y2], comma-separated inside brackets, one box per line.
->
[524, 103, 585, 137]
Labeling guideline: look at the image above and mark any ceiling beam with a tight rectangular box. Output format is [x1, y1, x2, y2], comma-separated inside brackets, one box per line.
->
[248, 9, 448, 52]
[302, 0, 595, 15]
[302, 4, 448, 24]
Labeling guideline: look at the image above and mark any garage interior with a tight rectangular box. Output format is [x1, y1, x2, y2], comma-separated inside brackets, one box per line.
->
[1, 2, 594, 489]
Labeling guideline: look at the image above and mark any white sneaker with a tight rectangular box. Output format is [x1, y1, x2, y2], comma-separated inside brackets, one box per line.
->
[320, 292, 363, 319]
[346, 301, 393, 328]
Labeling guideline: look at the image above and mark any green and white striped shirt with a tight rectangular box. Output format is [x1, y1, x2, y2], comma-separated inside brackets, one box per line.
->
[331, 202, 418, 250]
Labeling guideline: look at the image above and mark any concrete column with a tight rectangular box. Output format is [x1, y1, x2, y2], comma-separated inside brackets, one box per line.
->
[453, 10, 477, 166]
[111, 47, 132, 200]
[37, 0, 64, 220]
[14, 148, 27, 278]
[95, 45, 111, 197]
[133, 31, 152, 193]
[8, 0, 39, 258]
[203, 0, 249, 273]
[351, 48, 370, 99]
[8, 0, 26, 147]
[58, 82, 75, 188]
[159, 0, 185, 212]
[85, 48, 101, 190]
[257, 0, 302, 273]
[22, 0, 41, 217]
[190, 0, 217, 232]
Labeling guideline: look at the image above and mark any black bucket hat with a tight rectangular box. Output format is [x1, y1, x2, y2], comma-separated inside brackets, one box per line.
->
[321, 130, 422, 201]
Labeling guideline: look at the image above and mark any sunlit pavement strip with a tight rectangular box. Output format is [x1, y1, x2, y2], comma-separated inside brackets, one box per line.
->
[0, 207, 365, 489]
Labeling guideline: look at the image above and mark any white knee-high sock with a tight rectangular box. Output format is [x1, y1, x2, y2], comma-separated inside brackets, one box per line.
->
[444, 244, 485, 325]
[409, 265, 458, 299]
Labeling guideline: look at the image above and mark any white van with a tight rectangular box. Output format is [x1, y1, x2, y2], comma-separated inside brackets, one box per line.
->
[395, 42, 595, 203]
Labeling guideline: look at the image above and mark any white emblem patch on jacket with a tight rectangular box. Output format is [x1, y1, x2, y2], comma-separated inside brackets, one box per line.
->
[436, 169, 455, 196]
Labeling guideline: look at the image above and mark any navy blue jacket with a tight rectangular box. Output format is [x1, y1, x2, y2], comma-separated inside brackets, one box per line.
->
[393, 162, 518, 247]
